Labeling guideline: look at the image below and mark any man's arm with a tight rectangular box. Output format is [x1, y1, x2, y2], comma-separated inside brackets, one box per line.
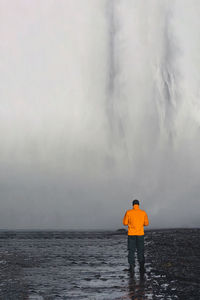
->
[123, 211, 128, 226]
[144, 212, 149, 226]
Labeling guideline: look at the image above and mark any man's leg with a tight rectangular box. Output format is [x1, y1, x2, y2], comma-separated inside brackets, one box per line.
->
[136, 235, 145, 272]
[128, 235, 136, 272]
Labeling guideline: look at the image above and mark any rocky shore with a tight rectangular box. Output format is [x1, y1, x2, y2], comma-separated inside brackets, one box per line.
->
[145, 228, 200, 299]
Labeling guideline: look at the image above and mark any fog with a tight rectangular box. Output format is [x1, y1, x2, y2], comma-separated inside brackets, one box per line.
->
[0, 0, 200, 230]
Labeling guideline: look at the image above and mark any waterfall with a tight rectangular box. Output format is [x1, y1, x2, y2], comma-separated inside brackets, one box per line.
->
[0, 0, 200, 229]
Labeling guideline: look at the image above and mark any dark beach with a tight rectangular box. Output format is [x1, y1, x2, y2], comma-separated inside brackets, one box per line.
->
[0, 228, 199, 299]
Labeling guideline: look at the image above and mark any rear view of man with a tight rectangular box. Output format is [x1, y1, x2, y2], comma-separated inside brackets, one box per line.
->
[123, 199, 149, 275]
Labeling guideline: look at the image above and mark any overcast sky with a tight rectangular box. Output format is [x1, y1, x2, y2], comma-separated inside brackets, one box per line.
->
[0, 0, 200, 230]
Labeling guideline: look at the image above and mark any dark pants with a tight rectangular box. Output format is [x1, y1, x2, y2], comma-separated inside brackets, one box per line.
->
[128, 235, 145, 266]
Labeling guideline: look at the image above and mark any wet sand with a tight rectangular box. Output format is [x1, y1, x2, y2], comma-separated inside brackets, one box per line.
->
[0, 228, 199, 299]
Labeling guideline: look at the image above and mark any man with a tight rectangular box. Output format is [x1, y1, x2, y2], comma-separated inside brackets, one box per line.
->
[123, 199, 149, 275]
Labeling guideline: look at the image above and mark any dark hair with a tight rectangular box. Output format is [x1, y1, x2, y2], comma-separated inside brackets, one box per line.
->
[132, 199, 140, 206]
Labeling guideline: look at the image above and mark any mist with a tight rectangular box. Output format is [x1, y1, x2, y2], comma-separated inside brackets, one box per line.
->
[0, 0, 200, 230]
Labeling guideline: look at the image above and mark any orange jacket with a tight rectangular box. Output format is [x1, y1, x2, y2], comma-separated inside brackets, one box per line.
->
[123, 204, 149, 235]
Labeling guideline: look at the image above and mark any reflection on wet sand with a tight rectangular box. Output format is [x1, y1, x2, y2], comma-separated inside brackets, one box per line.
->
[128, 271, 145, 300]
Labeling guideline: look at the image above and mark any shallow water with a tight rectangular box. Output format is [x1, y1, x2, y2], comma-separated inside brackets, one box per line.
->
[0, 229, 199, 299]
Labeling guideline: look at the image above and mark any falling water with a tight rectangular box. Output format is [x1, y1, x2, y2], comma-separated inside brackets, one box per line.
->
[0, 0, 200, 229]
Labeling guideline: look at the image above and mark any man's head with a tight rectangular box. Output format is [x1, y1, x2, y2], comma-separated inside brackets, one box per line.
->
[132, 199, 140, 206]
